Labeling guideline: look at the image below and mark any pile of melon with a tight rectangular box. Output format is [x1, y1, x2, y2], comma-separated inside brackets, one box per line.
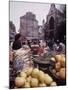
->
[51, 54, 66, 80]
[15, 67, 57, 88]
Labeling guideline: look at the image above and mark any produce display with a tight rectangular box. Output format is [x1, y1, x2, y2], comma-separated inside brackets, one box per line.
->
[15, 67, 57, 88]
[13, 48, 33, 72]
[10, 45, 66, 88]
[50, 54, 66, 80]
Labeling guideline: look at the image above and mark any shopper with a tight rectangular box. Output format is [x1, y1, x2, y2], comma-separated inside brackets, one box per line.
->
[48, 39, 54, 50]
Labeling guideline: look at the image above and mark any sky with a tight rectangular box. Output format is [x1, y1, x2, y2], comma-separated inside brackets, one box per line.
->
[10, 1, 63, 32]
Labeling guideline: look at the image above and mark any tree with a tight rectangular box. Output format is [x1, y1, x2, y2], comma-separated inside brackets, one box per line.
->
[9, 21, 16, 44]
[9, 21, 16, 32]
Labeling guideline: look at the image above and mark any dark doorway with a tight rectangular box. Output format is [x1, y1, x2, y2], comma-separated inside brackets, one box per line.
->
[49, 17, 54, 29]
[57, 21, 66, 44]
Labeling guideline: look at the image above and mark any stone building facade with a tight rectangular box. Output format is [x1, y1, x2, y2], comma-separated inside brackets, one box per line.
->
[20, 12, 39, 40]
[44, 4, 64, 40]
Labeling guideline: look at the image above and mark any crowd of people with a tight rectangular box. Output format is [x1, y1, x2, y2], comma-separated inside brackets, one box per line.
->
[9, 33, 65, 73]
[10, 33, 65, 59]
[10, 34, 65, 52]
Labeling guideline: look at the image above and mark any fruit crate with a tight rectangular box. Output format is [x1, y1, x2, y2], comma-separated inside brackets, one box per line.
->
[32, 56, 55, 73]
[49, 66, 66, 86]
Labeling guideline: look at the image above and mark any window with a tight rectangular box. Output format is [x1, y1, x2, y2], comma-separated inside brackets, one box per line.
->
[49, 17, 54, 29]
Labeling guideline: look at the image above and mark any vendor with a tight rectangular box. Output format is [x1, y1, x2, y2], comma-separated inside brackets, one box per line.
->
[12, 34, 33, 73]
[12, 33, 22, 50]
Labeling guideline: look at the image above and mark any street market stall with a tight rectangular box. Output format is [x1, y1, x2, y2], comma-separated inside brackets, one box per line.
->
[9, 44, 66, 89]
